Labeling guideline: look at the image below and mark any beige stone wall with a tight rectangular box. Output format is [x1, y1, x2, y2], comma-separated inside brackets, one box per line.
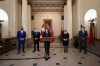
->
[31, 12, 63, 36]
[72, 0, 100, 39]
[64, 0, 72, 39]
[27, 5, 31, 38]
[78, 0, 100, 39]
[0, 0, 21, 38]
[72, 0, 80, 36]
[0, 0, 10, 38]
[1, 0, 100, 39]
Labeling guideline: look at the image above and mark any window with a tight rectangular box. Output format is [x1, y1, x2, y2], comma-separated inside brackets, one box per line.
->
[0, 9, 8, 22]
[84, 9, 97, 23]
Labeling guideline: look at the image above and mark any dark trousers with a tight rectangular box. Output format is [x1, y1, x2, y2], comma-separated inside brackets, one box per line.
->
[33, 40, 40, 51]
[18, 40, 25, 53]
[79, 41, 87, 54]
[63, 41, 68, 53]
[45, 41, 50, 56]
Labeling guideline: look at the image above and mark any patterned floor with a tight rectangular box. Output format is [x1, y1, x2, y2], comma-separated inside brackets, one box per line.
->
[0, 47, 100, 66]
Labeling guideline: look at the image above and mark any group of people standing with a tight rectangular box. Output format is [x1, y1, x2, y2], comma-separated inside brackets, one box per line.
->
[17, 27, 53, 60]
[31, 28, 51, 60]
[17, 25, 88, 60]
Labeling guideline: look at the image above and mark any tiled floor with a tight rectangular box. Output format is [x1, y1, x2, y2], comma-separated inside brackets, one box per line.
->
[0, 45, 100, 66]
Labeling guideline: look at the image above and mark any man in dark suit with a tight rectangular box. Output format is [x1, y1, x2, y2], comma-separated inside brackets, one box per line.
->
[62, 30, 69, 53]
[17, 28, 26, 54]
[44, 29, 51, 60]
[32, 30, 40, 52]
[79, 25, 88, 54]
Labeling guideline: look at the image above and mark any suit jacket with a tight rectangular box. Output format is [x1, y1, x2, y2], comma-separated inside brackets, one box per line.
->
[63, 33, 69, 42]
[17, 31, 26, 41]
[79, 30, 88, 47]
[44, 31, 51, 42]
[32, 31, 40, 41]
[79, 31, 88, 41]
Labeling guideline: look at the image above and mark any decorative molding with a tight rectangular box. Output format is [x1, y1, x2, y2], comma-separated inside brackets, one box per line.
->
[32, 12, 64, 14]
[31, 9, 64, 12]
[28, 0, 67, 13]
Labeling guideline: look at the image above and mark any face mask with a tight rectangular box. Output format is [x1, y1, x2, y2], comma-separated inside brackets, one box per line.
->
[64, 31, 67, 34]
[21, 30, 24, 33]
[46, 30, 48, 33]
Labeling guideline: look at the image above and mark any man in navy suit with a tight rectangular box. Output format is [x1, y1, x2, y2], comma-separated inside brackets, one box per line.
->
[32, 29, 40, 52]
[17, 28, 26, 54]
[79, 25, 88, 54]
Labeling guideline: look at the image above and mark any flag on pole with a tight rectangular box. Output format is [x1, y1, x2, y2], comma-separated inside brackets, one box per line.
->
[88, 22, 95, 48]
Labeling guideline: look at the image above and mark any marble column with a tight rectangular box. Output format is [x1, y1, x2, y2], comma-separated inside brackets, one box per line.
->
[77, 0, 81, 29]
[22, 0, 28, 31]
[9, 0, 17, 38]
[22, 0, 31, 38]
[27, 5, 31, 38]
[64, 0, 72, 39]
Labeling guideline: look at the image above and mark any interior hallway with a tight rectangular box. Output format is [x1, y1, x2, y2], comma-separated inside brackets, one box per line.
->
[0, 43, 100, 66]
[0, 0, 100, 66]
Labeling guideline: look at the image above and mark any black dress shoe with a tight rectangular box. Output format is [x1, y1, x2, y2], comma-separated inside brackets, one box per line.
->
[32, 50, 36, 53]
[17, 52, 20, 54]
[45, 57, 49, 61]
[38, 50, 40, 52]
[23, 51, 25, 53]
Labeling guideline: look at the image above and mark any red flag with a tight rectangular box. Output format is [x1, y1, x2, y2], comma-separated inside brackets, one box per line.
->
[88, 23, 95, 48]
[88, 32, 94, 47]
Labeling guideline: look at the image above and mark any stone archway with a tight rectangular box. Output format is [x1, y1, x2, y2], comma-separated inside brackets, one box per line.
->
[84, 9, 97, 32]
[84, 9, 97, 47]
[0, 9, 9, 38]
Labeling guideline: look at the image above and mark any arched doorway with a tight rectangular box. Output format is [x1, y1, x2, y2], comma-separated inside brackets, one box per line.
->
[84, 9, 97, 31]
[0, 9, 8, 38]
[84, 9, 97, 47]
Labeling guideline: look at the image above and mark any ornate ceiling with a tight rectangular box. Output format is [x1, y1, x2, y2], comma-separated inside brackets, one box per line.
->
[1, 0, 76, 13]
[29, 0, 67, 13]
